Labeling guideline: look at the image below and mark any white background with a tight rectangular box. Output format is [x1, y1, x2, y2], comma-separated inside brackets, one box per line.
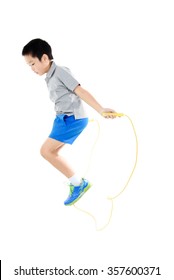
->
[0, 0, 174, 279]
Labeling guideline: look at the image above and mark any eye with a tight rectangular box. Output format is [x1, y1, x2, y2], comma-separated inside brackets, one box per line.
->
[28, 62, 35, 67]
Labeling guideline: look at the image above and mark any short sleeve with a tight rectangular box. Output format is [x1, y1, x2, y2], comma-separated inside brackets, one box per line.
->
[58, 67, 80, 92]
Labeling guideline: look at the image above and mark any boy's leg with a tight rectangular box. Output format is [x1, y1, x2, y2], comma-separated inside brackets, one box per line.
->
[40, 137, 92, 205]
[40, 138, 75, 178]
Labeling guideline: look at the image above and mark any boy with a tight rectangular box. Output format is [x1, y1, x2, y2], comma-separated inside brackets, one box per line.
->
[22, 38, 117, 206]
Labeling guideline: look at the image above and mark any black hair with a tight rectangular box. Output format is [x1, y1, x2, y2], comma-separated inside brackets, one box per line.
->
[22, 38, 53, 60]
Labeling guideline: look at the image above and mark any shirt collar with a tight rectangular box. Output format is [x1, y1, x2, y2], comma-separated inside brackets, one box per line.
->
[45, 61, 56, 82]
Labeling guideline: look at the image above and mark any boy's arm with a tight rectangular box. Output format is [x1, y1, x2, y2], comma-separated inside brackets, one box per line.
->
[74, 85, 117, 118]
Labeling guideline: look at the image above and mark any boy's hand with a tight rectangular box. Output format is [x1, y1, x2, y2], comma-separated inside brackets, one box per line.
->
[100, 108, 118, 119]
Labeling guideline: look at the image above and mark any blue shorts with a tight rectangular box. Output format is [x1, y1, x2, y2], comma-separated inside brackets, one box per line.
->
[49, 114, 88, 144]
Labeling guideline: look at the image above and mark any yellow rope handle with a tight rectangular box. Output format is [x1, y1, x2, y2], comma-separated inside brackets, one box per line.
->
[73, 112, 138, 231]
[102, 112, 125, 117]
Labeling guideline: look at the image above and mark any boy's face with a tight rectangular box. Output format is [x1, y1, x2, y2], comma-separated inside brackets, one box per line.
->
[24, 54, 51, 76]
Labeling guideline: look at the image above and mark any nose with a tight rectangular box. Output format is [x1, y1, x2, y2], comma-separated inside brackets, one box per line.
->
[31, 65, 35, 72]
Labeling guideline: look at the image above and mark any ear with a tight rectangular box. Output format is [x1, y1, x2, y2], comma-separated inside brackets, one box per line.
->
[41, 54, 49, 62]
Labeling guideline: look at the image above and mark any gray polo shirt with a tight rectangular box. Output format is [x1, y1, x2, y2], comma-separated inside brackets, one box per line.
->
[45, 61, 87, 119]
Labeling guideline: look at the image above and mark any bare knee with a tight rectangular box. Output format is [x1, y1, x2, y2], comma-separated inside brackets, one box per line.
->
[40, 138, 65, 160]
[40, 143, 63, 160]
[40, 144, 51, 160]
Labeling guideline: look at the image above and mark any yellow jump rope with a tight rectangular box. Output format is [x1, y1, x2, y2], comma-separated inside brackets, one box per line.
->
[73, 112, 138, 231]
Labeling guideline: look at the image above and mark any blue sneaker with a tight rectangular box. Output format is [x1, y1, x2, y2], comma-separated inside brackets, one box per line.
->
[64, 178, 92, 206]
